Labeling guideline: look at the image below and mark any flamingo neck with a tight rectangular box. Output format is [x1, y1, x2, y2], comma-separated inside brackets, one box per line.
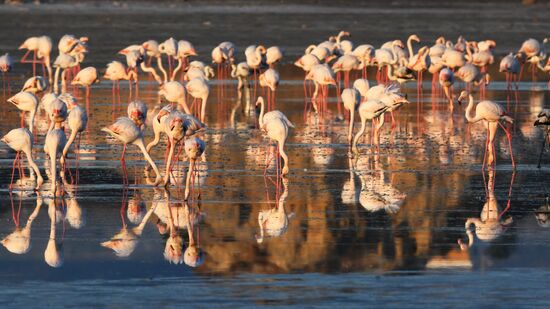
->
[258, 100, 265, 127]
[464, 95, 478, 123]
[407, 37, 415, 61]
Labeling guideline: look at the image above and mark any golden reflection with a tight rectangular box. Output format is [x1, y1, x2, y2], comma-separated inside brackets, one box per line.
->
[1, 193, 42, 255]
[459, 169, 514, 250]
[256, 177, 294, 244]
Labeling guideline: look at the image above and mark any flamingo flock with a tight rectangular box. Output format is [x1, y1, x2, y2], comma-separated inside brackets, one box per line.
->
[0, 30, 548, 203]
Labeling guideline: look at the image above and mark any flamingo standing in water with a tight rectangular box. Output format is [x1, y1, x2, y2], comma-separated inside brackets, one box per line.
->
[44, 99, 68, 193]
[0, 53, 13, 96]
[457, 90, 515, 169]
[186, 77, 210, 123]
[245, 45, 266, 98]
[256, 97, 293, 177]
[306, 64, 336, 115]
[158, 38, 178, 79]
[351, 99, 389, 155]
[266, 46, 284, 68]
[341, 88, 361, 143]
[518, 38, 545, 81]
[158, 81, 191, 114]
[7, 91, 38, 132]
[19, 36, 53, 83]
[184, 137, 206, 200]
[171, 40, 197, 81]
[127, 100, 148, 131]
[259, 68, 279, 110]
[294, 53, 320, 106]
[60, 97, 88, 183]
[71, 66, 99, 98]
[1, 128, 43, 190]
[439, 67, 455, 110]
[53, 53, 78, 94]
[231, 62, 250, 98]
[101, 117, 162, 186]
[21, 76, 48, 94]
[104, 61, 137, 96]
[499, 53, 521, 90]
[161, 112, 187, 186]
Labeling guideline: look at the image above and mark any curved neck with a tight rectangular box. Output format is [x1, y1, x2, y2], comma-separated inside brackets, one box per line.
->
[407, 37, 415, 61]
[230, 65, 237, 78]
[140, 62, 162, 84]
[390, 44, 398, 64]
[464, 95, 478, 122]
[156, 56, 168, 83]
[258, 99, 265, 127]
[171, 58, 183, 81]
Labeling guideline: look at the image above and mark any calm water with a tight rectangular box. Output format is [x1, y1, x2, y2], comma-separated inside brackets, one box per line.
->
[1, 2, 550, 307]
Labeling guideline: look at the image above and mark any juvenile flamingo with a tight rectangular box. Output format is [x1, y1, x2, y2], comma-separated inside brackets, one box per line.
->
[457, 90, 515, 169]
[1, 128, 43, 190]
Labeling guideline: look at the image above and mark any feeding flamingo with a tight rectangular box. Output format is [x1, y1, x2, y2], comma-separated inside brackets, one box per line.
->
[1, 128, 43, 190]
[158, 81, 191, 114]
[101, 117, 162, 186]
[19, 35, 52, 83]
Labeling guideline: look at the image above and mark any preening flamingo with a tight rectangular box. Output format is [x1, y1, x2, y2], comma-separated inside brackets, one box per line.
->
[21, 76, 48, 94]
[1, 128, 43, 190]
[101, 117, 162, 186]
[457, 90, 515, 169]
[7, 91, 38, 132]
[266, 46, 284, 67]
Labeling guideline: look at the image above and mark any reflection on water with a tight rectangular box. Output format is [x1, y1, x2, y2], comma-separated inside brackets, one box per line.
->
[0, 61, 549, 279]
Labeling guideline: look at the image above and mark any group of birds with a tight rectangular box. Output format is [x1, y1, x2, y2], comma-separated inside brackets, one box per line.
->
[1, 31, 550, 198]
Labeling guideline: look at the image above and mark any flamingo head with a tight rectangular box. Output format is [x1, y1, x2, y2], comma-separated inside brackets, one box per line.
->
[410, 34, 420, 42]
[164, 234, 184, 265]
[255, 96, 265, 107]
[457, 90, 469, 105]
[183, 245, 205, 267]
[435, 36, 446, 44]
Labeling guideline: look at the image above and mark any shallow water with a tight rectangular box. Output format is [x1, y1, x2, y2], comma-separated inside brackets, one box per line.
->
[1, 2, 550, 306]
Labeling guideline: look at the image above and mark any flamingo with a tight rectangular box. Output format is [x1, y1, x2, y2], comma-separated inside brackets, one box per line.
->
[305, 45, 332, 63]
[534, 109, 550, 168]
[351, 99, 389, 155]
[7, 91, 38, 132]
[457, 90, 515, 169]
[161, 112, 187, 186]
[186, 78, 210, 122]
[441, 42, 466, 70]
[184, 66, 214, 81]
[127, 100, 148, 130]
[101, 117, 162, 186]
[350, 76, 368, 95]
[231, 62, 250, 95]
[142, 40, 167, 81]
[341, 88, 361, 143]
[245, 45, 266, 98]
[44, 100, 68, 193]
[439, 67, 455, 109]
[256, 97, 293, 177]
[499, 53, 521, 90]
[258, 68, 279, 110]
[518, 38, 545, 81]
[21, 76, 48, 94]
[306, 64, 336, 114]
[104, 61, 137, 95]
[158, 81, 191, 114]
[71, 66, 99, 98]
[184, 137, 206, 200]
[53, 53, 78, 94]
[266, 46, 284, 67]
[374, 40, 400, 83]
[408, 46, 431, 91]
[456, 63, 488, 91]
[294, 53, 320, 104]
[158, 37, 178, 78]
[19, 35, 52, 82]
[352, 44, 375, 78]
[0, 53, 13, 95]
[1, 128, 43, 190]
[172, 40, 198, 81]
[60, 97, 88, 181]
